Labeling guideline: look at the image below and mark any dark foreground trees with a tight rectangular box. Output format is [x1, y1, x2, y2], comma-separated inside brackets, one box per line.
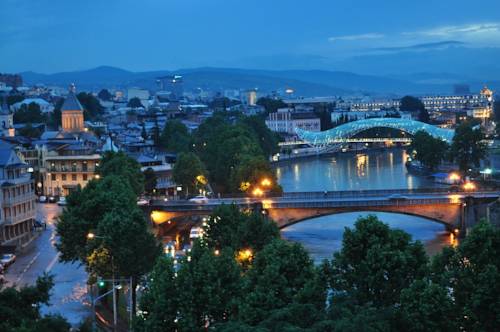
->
[136, 210, 500, 332]
[56, 152, 161, 317]
[0, 275, 72, 332]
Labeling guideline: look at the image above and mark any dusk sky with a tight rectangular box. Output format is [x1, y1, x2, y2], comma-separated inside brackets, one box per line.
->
[2, 0, 500, 73]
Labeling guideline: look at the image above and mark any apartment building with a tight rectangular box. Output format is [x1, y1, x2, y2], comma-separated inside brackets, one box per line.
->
[0, 145, 36, 249]
[265, 108, 321, 135]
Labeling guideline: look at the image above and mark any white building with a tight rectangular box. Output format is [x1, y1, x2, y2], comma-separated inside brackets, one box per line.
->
[266, 108, 321, 134]
[0, 145, 36, 249]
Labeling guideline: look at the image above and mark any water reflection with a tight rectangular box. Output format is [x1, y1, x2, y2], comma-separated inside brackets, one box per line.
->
[276, 149, 451, 259]
[281, 212, 450, 262]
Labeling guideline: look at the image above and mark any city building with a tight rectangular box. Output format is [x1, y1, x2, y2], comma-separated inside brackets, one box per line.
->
[266, 108, 321, 135]
[0, 100, 14, 137]
[242, 89, 258, 106]
[61, 85, 85, 132]
[156, 75, 183, 101]
[0, 144, 36, 249]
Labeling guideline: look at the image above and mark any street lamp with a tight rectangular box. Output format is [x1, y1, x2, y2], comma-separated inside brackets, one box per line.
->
[261, 178, 272, 187]
[252, 187, 264, 197]
[463, 182, 476, 191]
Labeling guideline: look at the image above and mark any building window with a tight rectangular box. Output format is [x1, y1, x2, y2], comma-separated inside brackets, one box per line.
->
[72, 174, 77, 181]
[72, 162, 77, 172]
[62, 174, 66, 181]
[82, 161, 88, 172]
[51, 174, 56, 181]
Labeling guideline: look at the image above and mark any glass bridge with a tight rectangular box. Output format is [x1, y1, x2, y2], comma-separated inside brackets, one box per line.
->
[295, 118, 455, 148]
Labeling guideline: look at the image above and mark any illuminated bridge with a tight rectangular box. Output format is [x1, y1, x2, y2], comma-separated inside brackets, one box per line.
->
[295, 118, 455, 148]
[149, 189, 499, 235]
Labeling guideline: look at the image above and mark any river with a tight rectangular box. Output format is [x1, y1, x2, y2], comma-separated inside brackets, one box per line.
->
[276, 148, 455, 262]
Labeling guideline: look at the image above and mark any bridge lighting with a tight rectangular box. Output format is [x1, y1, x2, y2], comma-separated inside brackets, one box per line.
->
[261, 178, 272, 187]
[463, 182, 476, 191]
[252, 187, 264, 197]
[448, 173, 460, 182]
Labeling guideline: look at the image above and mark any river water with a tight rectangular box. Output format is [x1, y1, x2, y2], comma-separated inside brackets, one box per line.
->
[276, 149, 455, 262]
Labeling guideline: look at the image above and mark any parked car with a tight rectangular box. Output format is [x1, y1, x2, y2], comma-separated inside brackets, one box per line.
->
[0, 254, 16, 267]
[137, 198, 149, 206]
[34, 220, 46, 229]
[189, 195, 209, 204]
[189, 227, 203, 240]
[57, 196, 67, 206]
[48, 196, 56, 203]
[38, 195, 47, 203]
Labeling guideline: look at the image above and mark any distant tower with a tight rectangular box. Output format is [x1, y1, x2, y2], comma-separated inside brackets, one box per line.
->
[61, 84, 85, 132]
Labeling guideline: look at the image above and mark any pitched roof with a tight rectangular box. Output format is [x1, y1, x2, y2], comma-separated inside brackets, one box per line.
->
[61, 89, 83, 112]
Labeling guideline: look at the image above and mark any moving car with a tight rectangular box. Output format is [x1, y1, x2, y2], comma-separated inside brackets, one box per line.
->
[189, 195, 209, 203]
[57, 196, 67, 206]
[48, 196, 56, 203]
[388, 193, 408, 201]
[0, 254, 16, 267]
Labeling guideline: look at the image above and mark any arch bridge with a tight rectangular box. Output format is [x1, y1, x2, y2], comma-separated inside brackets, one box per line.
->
[149, 189, 498, 236]
[295, 118, 455, 149]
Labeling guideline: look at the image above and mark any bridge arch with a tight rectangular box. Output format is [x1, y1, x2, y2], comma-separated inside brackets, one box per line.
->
[295, 118, 455, 147]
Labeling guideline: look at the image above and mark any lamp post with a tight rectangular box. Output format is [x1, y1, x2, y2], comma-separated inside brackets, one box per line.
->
[87, 232, 119, 331]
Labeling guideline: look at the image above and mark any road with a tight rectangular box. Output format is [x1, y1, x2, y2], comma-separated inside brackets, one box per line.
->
[3, 203, 90, 326]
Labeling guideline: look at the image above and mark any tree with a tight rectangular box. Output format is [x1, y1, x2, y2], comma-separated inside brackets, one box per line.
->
[400, 96, 425, 113]
[98, 151, 145, 196]
[97, 89, 112, 101]
[141, 123, 148, 140]
[127, 97, 143, 109]
[176, 244, 242, 330]
[135, 258, 178, 332]
[77, 92, 104, 121]
[396, 280, 457, 332]
[18, 123, 42, 138]
[449, 121, 487, 172]
[160, 119, 191, 153]
[430, 221, 500, 331]
[172, 152, 206, 197]
[418, 107, 430, 123]
[239, 240, 317, 325]
[257, 97, 286, 115]
[13, 102, 46, 124]
[328, 215, 428, 307]
[239, 115, 279, 157]
[143, 167, 157, 195]
[409, 130, 449, 170]
[230, 155, 281, 194]
[0, 275, 71, 332]
[202, 204, 279, 253]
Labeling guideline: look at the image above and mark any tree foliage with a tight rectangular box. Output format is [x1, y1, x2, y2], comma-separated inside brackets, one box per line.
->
[127, 97, 143, 108]
[143, 167, 157, 195]
[172, 152, 206, 197]
[449, 121, 487, 172]
[77, 92, 104, 121]
[256, 97, 286, 115]
[13, 102, 46, 124]
[160, 119, 191, 153]
[98, 151, 145, 196]
[0, 275, 71, 332]
[409, 130, 449, 170]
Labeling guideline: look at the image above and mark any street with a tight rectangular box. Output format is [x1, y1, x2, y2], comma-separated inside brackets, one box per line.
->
[3, 203, 90, 326]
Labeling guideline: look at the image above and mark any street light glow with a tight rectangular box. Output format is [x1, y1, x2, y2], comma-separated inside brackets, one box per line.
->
[87, 232, 95, 239]
[252, 187, 264, 197]
[463, 182, 476, 191]
[261, 178, 272, 187]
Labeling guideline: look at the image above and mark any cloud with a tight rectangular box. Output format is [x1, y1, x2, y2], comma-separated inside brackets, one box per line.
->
[375, 40, 465, 52]
[328, 33, 384, 42]
[404, 23, 500, 39]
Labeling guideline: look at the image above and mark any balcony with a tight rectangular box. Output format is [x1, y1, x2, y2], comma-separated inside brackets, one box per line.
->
[3, 211, 36, 225]
[2, 194, 35, 206]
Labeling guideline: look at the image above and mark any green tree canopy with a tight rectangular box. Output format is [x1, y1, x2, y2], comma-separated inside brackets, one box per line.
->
[229, 155, 282, 193]
[257, 97, 286, 115]
[98, 151, 145, 196]
[97, 89, 112, 101]
[0, 275, 71, 332]
[160, 119, 191, 153]
[400, 96, 425, 113]
[172, 152, 206, 197]
[13, 102, 47, 124]
[127, 97, 143, 108]
[449, 121, 488, 172]
[328, 215, 428, 307]
[409, 130, 449, 170]
[77, 92, 104, 121]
